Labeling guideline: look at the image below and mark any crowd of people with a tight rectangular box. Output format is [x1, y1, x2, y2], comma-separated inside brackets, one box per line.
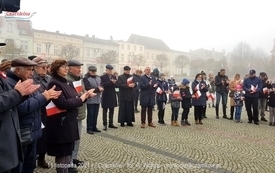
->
[0, 55, 274, 173]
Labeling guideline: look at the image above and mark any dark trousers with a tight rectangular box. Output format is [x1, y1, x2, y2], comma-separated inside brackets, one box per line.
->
[103, 108, 114, 126]
[182, 108, 190, 120]
[141, 106, 153, 124]
[194, 106, 203, 121]
[13, 140, 37, 173]
[202, 105, 206, 117]
[3, 165, 20, 173]
[134, 91, 140, 110]
[171, 107, 179, 121]
[157, 101, 165, 122]
[86, 104, 100, 131]
[245, 97, 259, 122]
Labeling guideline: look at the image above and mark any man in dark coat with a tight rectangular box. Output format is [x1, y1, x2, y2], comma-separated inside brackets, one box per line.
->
[258, 72, 271, 122]
[133, 69, 142, 113]
[100, 65, 118, 130]
[139, 67, 158, 128]
[0, 72, 39, 173]
[7, 57, 60, 173]
[32, 57, 51, 169]
[117, 66, 136, 126]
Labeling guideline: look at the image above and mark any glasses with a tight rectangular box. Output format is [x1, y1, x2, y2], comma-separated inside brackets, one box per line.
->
[61, 65, 68, 69]
[38, 66, 48, 70]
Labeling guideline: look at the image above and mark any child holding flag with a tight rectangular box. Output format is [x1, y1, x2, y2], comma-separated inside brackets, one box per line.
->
[170, 86, 181, 126]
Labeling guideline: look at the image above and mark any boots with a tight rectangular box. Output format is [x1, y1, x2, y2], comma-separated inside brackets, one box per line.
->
[229, 106, 234, 120]
[222, 105, 229, 119]
[215, 105, 219, 119]
[171, 121, 175, 126]
[199, 120, 203, 124]
[37, 158, 50, 168]
[181, 120, 186, 126]
[185, 120, 191, 126]
[174, 121, 180, 126]
[195, 120, 199, 125]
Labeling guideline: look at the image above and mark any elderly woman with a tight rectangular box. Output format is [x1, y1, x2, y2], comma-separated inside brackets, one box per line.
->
[0, 60, 11, 74]
[229, 74, 241, 120]
[46, 59, 94, 173]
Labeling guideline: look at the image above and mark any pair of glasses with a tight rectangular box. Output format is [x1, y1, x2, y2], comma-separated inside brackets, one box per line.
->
[61, 65, 68, 69]
[40, 66, 48, 69]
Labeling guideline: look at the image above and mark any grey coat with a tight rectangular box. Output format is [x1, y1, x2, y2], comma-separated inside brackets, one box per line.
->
[83, 73, 102, 104]
[0, 74, 24, 172]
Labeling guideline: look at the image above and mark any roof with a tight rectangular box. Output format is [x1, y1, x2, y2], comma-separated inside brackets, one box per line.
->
[16, 20, 33, 36]
[127, 34, 171, 52]
[33, 29, 84, 39]
[189, 48, 225, 59]
[84, 37, 119, 47]
[172, 49, 189, 55]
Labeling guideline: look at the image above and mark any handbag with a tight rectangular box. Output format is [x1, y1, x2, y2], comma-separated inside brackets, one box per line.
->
[229, 91, 234, 97]
[20, 126, 33, 146]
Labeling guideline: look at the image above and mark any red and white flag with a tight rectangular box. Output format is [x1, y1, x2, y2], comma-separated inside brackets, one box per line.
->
[263, 87, 268, 94]
[194, 90, 201, 99]
[127, 77, 133, 85]
[0, 71, 6, 78]
[156, 87, 163, 94]
[73, 80, 82, 93]
[195, 84, 200, 91]
[206, 92, 215, 100]
[251, 84, 258, 91]
[46, 101, 66, 116]
[173, 90, 180, 98]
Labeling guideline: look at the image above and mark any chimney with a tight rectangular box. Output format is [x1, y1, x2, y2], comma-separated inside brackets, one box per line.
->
[92, 35, 95, 39]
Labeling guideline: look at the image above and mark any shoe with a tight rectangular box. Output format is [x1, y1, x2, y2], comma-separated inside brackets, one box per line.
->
[195, 120, 199, 125]
[73, 159, 84, 167]
[216, 116, 219, 119]
[212, 104, 215, 108]
[141, 123, 146, 128]
[68, 167, 78, 173]
[204, 116, 207, 118]
[92, 128, 101, 132]
[254, 122, 259, 125]
[229, 116, 233, 120]
[109, 124, 118, 129]
[269, 122, 273, 126]
[185, 120, 191, 126]
[103, 125, 107, 131]
[87, 130, 94, 134]
[127, 123, 134, 126]
[171, 121, 176, 126]
[161, 121, 166, 125]
[181, 120, 186, 126]
[248, 121, 252, 124]
[223, 116, 229, 119]
[37, 159, 50, 168]
[120, 123, 125, 127]
[261, 117, 268, 122]
[199, 120, 203, 124]
[148, 123, 156, 127]
[174, 121, 180, 126]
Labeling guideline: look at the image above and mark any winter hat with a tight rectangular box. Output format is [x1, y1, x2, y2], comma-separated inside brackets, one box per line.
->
[236, 84, 242, 89]
[181, 78, 190, 85]
[159, 73, 165, 77]
[173, 86, 179, 91]
[201, 71, 206, 75]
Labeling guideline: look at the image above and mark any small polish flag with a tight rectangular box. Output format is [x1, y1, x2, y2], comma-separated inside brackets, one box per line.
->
[73, 80, 82, 93]
[173, 90, 180, 98]
[195, 90, 201, 98]
[46, 101, 66, 116]
[156, 87, 163, 94]
[127, 77, 133, 85]
[210, 93, 215, 100]
[251, 84, 258, 91]
[263, 87, 268, 94]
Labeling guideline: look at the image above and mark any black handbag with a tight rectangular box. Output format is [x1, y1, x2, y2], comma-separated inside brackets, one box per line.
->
[20, 126, 33, 146]
[229, 91, 234, 97]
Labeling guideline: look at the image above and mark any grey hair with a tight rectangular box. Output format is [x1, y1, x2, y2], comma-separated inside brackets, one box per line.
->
[10, 66, 24, 72]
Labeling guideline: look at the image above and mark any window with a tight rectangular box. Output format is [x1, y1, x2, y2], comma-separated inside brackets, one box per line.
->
[7, 23, 12, 32]
[121, 54, 124, 61]
[86, 49, 90, 57]
[37, 44, 41, 53]
[20, 40, 28, 51]
[134, 45, 136, 51]
[128, 45, 130, 50]
[121, 44, 124, 49]
[152, 53, 154, 59]
[140, 46, 143, 52]
[54, 45, 59, 55]
[147, 53, 149, 59]
[20, 30, 26, 34]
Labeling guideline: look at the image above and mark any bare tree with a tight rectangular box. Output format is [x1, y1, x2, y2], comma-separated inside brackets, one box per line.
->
[59, 43, 80, 60]
[131, 54, 146, 69]
[97, 50, 118, 64]
[1, 41, 24, 59]
[173, 55, 189, 75]
[155, 53, 169, 71]
[253, 47, 269, 72]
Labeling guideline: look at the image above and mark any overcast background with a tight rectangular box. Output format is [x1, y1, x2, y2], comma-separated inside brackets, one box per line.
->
[19, 0, 275, 54]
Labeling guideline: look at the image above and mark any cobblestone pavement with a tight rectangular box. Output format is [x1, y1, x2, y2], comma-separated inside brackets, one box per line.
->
[35, 105, 275, 173]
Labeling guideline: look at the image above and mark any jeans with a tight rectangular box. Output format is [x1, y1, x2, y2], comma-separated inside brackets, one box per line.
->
[235, 106, 242, 121]
[86, 104, 100, 131]
[171, 108, 179, 121]
[258, 98, 267, 118]
[216, 92, 228, 106]
[245, 97, 259, 122]
[71, 120, 82, 161]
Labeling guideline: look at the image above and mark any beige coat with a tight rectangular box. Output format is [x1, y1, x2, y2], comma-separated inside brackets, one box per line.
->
[229, 80, 240, 106]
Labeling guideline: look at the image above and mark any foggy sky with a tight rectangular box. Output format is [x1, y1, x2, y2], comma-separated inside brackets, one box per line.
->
[17, 0, 275, 54]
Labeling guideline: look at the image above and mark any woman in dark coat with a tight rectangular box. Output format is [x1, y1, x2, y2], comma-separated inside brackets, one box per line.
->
[46, 59, 90, 173]
[191, 73, 208, 125]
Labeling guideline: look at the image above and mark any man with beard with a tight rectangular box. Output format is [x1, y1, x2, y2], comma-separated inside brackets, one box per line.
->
[117, 66, 136, 126]
[243, 69, 263, 125]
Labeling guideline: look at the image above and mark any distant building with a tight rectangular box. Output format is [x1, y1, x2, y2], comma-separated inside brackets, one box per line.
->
[271, 38, 275, 56]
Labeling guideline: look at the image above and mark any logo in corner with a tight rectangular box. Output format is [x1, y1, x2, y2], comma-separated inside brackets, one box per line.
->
[4, 11, 36, 20]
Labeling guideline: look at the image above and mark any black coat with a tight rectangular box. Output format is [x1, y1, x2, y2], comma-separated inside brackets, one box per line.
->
[191, 80, 208, 106]
[180, 87, 192, 108]
[100, 74, 117, 109]
[117, 73, 136, 102]
[139, 74, 157, 107]
[46, 74, 83, 146]
[215, 72, 229, 93]
[0, 73, 23, 172]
